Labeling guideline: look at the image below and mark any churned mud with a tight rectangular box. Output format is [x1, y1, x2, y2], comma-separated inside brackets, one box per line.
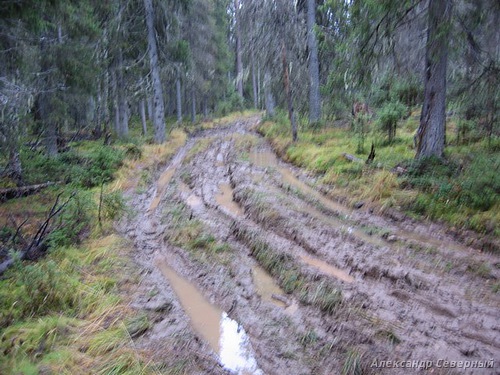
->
[120, 116, 500, 374]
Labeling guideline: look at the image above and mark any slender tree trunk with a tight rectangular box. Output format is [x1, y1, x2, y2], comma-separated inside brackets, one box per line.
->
[110, 68, 120, 136]
[144, 0, 166, 143]
[203, 95, 208, 120]
[415, 0, 452, 159]
[251, 55, 258, 109]
[140, 99, 147, 135]
[257, 64, 261, 109]
[5, 150, 23, 186]
[307, 0, 321, 124]
[264, 69, 275, 118]
[191, 86, 196, 123]
[234, 0, 243, 99]
[282, 42, 297, 142]
[176, 73, 182, 123]
[39, 36, 58, 157]
[146, 95, 153, 121]
[116, 48, 128, 138]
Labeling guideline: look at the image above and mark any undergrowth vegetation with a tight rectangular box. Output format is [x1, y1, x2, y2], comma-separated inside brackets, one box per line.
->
[0, 123, 189, 374]
[259, 109, 499, 238]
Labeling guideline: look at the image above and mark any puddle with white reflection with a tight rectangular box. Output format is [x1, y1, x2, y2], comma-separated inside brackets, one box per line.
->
[156, 258, 262, 375]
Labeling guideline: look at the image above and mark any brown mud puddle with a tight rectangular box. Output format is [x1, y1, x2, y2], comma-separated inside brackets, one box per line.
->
[252, 265, 287, 308]
[156, 258, 263, 375]
[179, 182, 204, 210]
[249, 148, 472, 254]
[300, 254, 354, 283]
[149, 167, 176, 211]
[216, 183, 244, 217]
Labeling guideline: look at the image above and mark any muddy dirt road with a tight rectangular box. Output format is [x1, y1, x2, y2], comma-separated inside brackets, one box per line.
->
[121, 116, 499, 374]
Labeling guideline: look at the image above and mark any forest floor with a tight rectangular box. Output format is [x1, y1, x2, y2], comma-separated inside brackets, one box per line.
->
[119, 114, 500, 374]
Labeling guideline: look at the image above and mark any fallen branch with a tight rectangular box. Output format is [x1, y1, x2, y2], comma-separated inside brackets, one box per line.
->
[0, 181, 58, 202]
[341, 153, 364, 163]
[0, 192, 75, 276]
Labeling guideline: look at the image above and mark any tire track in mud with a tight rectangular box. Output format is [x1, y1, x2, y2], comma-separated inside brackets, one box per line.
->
[122, 116, 500, 375]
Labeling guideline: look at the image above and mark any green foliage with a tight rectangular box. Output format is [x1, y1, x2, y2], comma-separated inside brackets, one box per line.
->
[169, 40, 190, 65]
[48, 191, 95, 247]
[0, 259, 81, 326]
[21, 144, 124, 188]
[73, 146, 124, 188]
[123, 143, 142, 160]
[101, 191, 127, 221]
[342, 349, 365, 375]
[406, 154, 500, 212]
[376, 101, 407, 143]
[216, 90, 244, 116]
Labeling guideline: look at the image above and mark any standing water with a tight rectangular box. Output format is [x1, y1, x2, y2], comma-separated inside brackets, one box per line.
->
[156, 258, 263, 375]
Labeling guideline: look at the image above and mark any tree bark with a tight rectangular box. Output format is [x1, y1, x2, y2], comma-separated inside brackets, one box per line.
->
[415, 0, 452, 159]
[4, 150, 23, 186]
[116, 47, 129, 138]
[191, 86, 196, 123]
[264, 70, 275, 118]
[251, 55, 258, 109]
[146, 95, 153, 121]
[307, 0, 321, 124]
[176, 73, 182, 123]
[282, 42, 297, 142]
[234, 0, 244, 99]
[39, 36, 58, 157]
[140, 99, 147, 135]
[144, 0, 166, 143]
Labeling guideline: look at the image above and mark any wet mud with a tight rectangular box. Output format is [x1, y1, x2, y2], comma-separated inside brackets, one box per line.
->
[120, 116, 500, 374]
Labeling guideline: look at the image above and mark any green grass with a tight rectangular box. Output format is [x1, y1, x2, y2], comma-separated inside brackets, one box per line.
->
[259, 110, 500, 240]
[233, 224, 342, 314]
[0, 235, 160, 374]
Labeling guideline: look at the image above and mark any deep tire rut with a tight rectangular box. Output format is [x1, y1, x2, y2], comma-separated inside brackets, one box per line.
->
[121, 116, 499, 375]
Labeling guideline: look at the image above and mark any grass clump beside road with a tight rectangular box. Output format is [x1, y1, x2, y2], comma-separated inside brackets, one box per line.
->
[0, 124, 189, 374]
[258, 110, 500, 238]
[0, 235, 156, 374]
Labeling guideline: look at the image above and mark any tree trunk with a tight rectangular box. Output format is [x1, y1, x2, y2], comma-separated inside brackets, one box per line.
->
[111, 68, 120, 136]
[307, 0, 321, 124]
[282, 42, 297, 142]
[251, 55, 258, 109]
[146, 95, 153, 121]
[191, 86, 196, 123]
[203, 95, 208, 120]
[264, 70, 275, 118]
[5, 150, 23, 186]
[39, 37, 58, 157]
[144, 0, 166, 143]
[176, 74, 182, 123]
[116, 48, 128, 138]
[234, 0, 244, 99]
[415, 0, 452, 159]
[140, 99, 147, 135]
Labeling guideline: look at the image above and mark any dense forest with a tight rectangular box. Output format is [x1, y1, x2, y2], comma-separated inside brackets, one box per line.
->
[0, 0, 499, 374]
